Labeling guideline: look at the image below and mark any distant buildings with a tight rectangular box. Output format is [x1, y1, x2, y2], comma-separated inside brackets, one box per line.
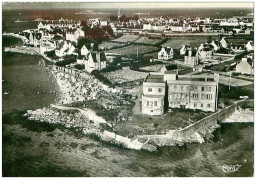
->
[141, 70, 219, 115]
[158, 47, 174, 60]
[236, 57, 254, 75]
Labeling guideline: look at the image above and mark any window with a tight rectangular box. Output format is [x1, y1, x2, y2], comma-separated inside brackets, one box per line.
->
[194, 103, 197, 107]
[209, 87, 211, 92]
[201, 94, 205, 100]
[150, 101, 153, 106]
[161, 100, 164, 105]
[186, 86, 190, 91]
[201, 103, 203, 108]
[154, 101, 157, 106]
[186, 94, 189, 99]
[207, 94, 212, 99]
[208, 104, 211, 108]
[147, 101, 149, 107]
[201, 87, 205, 92]
[174, 85, 177, 91]
[181, 93, 184, 99]
[192, 94, 199, 99]
[148, 88, 152, 92]
[181, 86, 184, 91]
[150, 110, 153, 112]
[158, 88, 162, 93]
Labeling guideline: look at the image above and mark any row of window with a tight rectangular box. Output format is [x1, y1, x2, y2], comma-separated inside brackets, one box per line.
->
[170, 93, 213, 100]
[146, 100, 163, 107]
[169, 102, 212, 108]
[192, 93, 213, 100]
[148, 88, 163, 93]
[194, 103, 211, 108]
[173, 85, 212, 92]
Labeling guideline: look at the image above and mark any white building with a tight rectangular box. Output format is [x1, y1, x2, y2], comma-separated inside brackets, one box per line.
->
[66, 28, 84, 43]
[141, 74, 166, 115]
[158, 47, 174, 60]
[236, 58, 254, 75]
[84, 52, 107, 73]
[245, 41, 254, 51]
[55, 41, 76, 57]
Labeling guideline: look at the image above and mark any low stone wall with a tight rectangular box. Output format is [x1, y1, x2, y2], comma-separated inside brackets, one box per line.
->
[138, 99, 247, 147]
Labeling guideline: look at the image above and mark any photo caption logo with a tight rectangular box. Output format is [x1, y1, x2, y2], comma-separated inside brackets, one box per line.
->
[218, 164, 242, 173]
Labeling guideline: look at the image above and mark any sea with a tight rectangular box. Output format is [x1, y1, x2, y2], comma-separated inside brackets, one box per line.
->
[2, 8, 254, 177]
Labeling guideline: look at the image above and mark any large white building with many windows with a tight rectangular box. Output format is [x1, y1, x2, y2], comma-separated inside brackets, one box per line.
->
[141, 70, 219, 115]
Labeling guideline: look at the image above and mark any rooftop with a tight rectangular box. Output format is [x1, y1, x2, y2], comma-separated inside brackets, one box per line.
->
[145, 74, 165, 83]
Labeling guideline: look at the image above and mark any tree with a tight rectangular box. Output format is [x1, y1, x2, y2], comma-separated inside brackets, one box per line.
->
[109, 15, 118, 21]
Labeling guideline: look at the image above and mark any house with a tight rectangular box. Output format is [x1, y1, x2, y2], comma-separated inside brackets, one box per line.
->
[210, 40, 219, 51]
[184, 49, 199, 67]
[66, 28, 84, 43]
[81, 45, 90, 56]
[158, 47, 174, 60]
[141, 70, 219, 115]
[141, 74, 166, 115]
[180, 44, 191, 55]
[229, 44, 245, 52]
[39, 39, 56, 54]
[55, 40, 76, 57]
[245, 41, 254, 51]
[219, 37, 228, 48]
[198, 43, 214, 59]
[236, 58, 254, 75]
[26, 31, 42, 47]
[84, 52, 107, 73]
[143, 23, 152, 30]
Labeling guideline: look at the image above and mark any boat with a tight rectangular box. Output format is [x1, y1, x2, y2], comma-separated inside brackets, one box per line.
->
[4, 92, 9, 95]
[14, 19, 27, 23]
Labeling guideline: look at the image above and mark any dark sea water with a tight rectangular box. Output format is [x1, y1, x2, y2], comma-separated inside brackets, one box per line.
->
[2, 9, 254, 177]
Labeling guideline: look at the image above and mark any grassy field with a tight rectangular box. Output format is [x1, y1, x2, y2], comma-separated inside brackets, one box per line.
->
[107, 44, 159, 57]
[114, 109, 212, 137]
[161, 37, 208, 49]
[103, 69, 148, 84]
[98, 41, 125, 50]
[2, 35, 23, 47]
[134, 37, 165, 45]
[111, 35, 139, 43]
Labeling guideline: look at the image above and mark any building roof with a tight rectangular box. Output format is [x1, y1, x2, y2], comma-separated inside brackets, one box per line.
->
[145, 75, 165, 83]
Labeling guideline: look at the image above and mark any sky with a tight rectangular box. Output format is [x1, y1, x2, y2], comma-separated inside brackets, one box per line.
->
[2, 1, 254, 10]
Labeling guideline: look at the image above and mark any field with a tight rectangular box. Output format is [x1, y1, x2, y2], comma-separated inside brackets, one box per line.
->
[134, 37, 165, 45]
[98, 41, 125, 50]
[107, 45, 159, 56]
[140, 64, 165, 72]
[102, 69, 148, 84]
[161, 37, 208, 49]
[111, 35, 139, 43]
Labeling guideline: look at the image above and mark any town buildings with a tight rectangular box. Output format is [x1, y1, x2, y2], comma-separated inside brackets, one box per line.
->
[141, 70, 219, 115]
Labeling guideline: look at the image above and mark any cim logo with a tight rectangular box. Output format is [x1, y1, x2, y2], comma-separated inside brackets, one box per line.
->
[218, 164, 242, 173]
